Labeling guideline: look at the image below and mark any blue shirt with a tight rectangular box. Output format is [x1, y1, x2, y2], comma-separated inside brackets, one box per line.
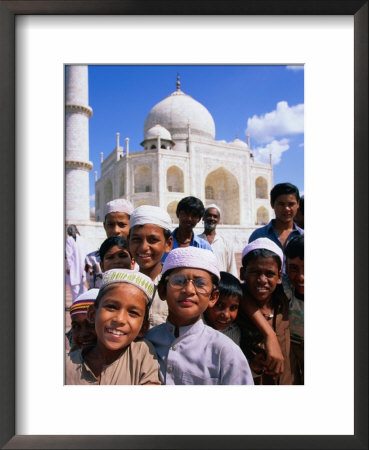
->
[162, 228, 213, 262]
[248, 220, 304, 250]
[145, 319, 254, 385]
[248, 220, 304, 272]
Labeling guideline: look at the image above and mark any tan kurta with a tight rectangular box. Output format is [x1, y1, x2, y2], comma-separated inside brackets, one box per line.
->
[65, 339, 161, 385]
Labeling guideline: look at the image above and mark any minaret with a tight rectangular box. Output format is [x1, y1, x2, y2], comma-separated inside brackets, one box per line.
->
[65, 65, 93, 222]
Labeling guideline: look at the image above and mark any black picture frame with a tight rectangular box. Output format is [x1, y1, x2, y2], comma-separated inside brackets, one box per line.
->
[0, 1, 367, 449]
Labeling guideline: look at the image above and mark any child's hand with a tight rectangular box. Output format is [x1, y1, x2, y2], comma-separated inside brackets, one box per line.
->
[263, 332, 284, 379]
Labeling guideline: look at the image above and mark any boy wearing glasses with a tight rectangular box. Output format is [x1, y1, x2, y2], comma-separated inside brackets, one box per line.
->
[145, 247, 253, 385]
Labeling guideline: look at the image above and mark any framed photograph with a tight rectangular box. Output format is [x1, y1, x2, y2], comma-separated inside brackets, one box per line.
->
[1, 1, 367, 448]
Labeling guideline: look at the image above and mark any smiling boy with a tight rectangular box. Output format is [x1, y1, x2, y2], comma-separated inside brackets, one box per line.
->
[128, 205, 173, 327]
[145, 247, 253, 385]
[65, 269, 161, 385]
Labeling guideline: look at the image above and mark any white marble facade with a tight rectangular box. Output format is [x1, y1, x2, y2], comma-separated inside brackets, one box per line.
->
[94, 77, 274, 251]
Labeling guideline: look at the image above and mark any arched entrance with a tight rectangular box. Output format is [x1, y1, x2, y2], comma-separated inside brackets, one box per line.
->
[204, 168, 240, 225]
[256, 206, 269, 225]
[167, 166, 184, 192]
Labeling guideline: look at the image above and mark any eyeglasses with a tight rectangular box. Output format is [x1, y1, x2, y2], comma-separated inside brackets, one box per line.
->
[166, 274, 214, 294]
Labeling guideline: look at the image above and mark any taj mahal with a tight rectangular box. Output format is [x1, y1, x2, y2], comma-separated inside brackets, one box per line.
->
[66, 65, 274, 252]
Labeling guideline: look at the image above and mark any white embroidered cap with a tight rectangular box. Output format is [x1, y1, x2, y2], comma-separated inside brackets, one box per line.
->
[101, 269, 154, 303]
[130, 205, 172, 232]
[162, 247, 220, 280]
[104, 199, 134, 216]
[241, 238, 284, 265]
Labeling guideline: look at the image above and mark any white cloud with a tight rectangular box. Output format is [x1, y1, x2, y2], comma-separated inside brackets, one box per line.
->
[286, 65, 304, 71]
[252, 138, 290, 165]
[246, 101, 304, 143]
[299, 142, 304, 148]
[89, 194, 95, 202]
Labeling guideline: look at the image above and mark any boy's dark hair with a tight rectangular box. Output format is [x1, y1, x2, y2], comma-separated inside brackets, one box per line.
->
[98, 236, 131, 261]
[128, 225, 172, 242]
[285, 235, 304, 260]
[270, 183, 300, 207]
[176, 196, 205, 219]
[218, 271, 242, 300]
[242, 249, 282, 272]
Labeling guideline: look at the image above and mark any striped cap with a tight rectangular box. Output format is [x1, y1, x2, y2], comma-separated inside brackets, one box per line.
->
[70, 289, 99, 316]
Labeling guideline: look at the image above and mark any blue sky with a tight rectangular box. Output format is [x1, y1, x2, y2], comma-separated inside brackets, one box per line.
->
[87, 65, 304, 210]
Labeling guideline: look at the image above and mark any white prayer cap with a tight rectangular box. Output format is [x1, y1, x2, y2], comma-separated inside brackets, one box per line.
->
[241, 238, 283, 266]
[162, 247, 220, 280]
[100, 269, 154, 303]
[130, 205, 172, 232]
[105, 199, 134, 216]
[205, 203, 221, 217]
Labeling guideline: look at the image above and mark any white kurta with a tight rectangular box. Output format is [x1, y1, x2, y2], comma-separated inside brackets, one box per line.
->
[197, 232, 238, 278]
[66, 235, 88, 299]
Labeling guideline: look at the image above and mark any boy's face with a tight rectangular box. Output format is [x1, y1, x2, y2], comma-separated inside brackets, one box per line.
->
[89, 284, 146, 354]
[287, 256, 304, 295]
[71, 313, 96, 350]
[103, 212, 130, 238]
[129, 224, 172, 273]
[205, 294, 239, 331]
[177, 210, 201, 232]
[161, 268, 219, 327]
[272, 194, 299, 224]
[244, 256, 282, 304]
[101, 245, 135, 272]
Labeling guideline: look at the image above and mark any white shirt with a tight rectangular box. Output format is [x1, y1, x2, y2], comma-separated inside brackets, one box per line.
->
[148, 273, 168, 328]
[197, 232, 238, 278]
[66, 235, 87, 286]
[145, 319, 254, 385]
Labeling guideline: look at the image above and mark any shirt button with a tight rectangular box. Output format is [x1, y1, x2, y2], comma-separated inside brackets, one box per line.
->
[172, 345, 177, 351]
[167, 365, 173, 373]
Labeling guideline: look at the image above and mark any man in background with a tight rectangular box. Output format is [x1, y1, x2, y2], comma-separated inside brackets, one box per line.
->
[198, 204, 238, 278]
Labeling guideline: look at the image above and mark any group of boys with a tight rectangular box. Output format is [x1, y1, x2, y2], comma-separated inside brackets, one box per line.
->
[66, 182, 304, 385]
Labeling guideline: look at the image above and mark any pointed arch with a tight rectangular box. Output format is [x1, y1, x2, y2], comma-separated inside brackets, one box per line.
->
[255, 176, 268, 199]
[204, 167, 240, 225]
[256, 206, 269, 225]
[134, 166, 152, 193]
[167, 166, 184, 192]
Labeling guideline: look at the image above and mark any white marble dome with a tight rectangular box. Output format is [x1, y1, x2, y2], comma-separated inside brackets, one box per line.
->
[144, 124, 172, 141]
[144, 86, 216, 140]
[231, 138, 248, 148]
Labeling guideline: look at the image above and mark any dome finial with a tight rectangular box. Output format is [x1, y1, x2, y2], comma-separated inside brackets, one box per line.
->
[176, 73, 181, 91]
